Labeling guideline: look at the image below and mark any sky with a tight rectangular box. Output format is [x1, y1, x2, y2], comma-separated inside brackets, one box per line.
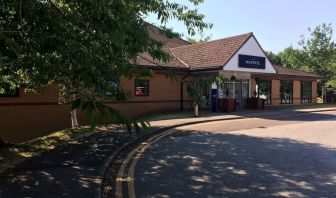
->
[146, 0, 336, 53]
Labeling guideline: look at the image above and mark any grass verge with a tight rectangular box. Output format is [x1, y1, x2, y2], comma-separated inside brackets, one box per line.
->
[0, 127, 96, 174]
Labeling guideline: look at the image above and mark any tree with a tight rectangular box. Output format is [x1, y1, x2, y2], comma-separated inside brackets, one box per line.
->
[267, 23, 336, 93]
[0, 0, 212, 132]
[265, 51, 282, 65]
[299, 23, 336, 78]
[186, 75, 224, 117]
[187, 32, 212, 43]
[278, 47, 310, 71]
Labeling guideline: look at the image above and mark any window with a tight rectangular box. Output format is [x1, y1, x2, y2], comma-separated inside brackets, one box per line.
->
[0, 83, 19, 97]
[105, 80, 119, 97]
[258, 80, 272, 104]
[301, 81, 312, 103]
[280, 80, 293, 104]
[135, 79, 149, 96]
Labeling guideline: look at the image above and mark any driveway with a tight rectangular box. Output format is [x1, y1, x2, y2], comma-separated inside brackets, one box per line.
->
[110, 110, 336, 198]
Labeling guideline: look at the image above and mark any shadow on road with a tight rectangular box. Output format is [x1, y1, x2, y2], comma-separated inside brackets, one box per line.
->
[135, 130, 336, 197]
[0, 131, 134, 198]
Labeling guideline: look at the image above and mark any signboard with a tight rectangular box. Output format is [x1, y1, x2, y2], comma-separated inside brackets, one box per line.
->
[211, 89, 217, 112]
[238, 54, 266, 69]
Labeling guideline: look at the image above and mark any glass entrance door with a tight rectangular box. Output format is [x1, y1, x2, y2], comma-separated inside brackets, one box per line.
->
[218, 79, 250, 108]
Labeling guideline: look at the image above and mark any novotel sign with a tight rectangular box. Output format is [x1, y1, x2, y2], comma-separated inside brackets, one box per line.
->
[238, 54, 266, 69]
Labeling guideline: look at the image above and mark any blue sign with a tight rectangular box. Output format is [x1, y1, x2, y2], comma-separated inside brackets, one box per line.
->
[211, 89, 217, 112]
[238, 54, 266, 69]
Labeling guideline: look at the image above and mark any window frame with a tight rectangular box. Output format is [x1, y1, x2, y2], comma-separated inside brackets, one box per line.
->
[280, 80, 293, 104]
[134, 79, 150, 97]
[258, 79, 272, 104]
[301, 81, 312, 103]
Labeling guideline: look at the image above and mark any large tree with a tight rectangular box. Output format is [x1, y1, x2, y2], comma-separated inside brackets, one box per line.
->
[299, 23, 336, 78]
[0, 0, 211, 131]
[267, 23, 336, 93]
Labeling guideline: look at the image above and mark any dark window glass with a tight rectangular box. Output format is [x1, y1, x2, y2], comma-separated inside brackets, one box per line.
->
[0, 83, 19, 97]
[280, 80, 293, 104]
[258, 80, 272, 104]
[135, 79, 149, 96]
[301, 81, 312, 103]
[105, 81, 119, 97]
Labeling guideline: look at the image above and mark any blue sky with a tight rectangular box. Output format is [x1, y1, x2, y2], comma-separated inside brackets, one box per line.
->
[146, 0, 336, 53]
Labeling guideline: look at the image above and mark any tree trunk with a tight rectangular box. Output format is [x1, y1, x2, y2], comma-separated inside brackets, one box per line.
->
[194, 104, 199, 117]
[71, 109, 79, 128]
[71, 94, 79, 128]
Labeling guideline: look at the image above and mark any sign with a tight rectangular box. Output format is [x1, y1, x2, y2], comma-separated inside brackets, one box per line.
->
[211, 89, 217, 112]
[238, 54, 266, 69]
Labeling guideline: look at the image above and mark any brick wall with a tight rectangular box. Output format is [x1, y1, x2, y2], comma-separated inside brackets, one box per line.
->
[271, 79, 280, 105]
[312, 80, 317, 103]
[0, 72, 191, 143]
[293, 80, 301, 104]
[250, 78, 256, 97]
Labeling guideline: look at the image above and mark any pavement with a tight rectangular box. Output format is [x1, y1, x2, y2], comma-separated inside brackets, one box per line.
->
[1, 106, 336, 198]
[105, 108, 336, 198]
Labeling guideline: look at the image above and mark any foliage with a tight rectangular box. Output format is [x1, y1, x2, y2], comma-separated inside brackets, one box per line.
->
[266, 23, 336, 92]
[0, 127, 95, 173]
[187, 32, 212, 43]
[300, 23, 336, 78]
[186, 75, 225, 107]
[265, 51, 282, 66]
[0, 0, 212, 131]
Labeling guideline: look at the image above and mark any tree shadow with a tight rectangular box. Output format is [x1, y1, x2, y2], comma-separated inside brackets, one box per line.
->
[0, 130, 135, 198]
[135, 130, 336, 197]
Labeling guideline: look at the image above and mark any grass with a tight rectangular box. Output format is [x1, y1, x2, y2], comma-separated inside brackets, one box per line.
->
[0, 127, 97, 174]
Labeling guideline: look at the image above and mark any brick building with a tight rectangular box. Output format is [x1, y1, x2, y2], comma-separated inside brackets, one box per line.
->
[0, 27, 323, 142]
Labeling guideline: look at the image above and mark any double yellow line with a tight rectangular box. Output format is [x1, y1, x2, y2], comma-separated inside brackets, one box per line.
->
[114, 118, 258, 198]
[115, 128, 178, 198]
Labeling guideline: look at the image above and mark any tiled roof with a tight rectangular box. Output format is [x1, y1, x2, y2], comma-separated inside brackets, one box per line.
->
[273, 65, 323, 78]
[136, 25, 191, 69]
[169, 33, 252, 69]
[138, 25, 323, 78]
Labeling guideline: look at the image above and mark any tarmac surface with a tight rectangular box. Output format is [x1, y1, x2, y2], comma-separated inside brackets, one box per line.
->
[1, 107, 336, 198]
[114, 110, 336, 198]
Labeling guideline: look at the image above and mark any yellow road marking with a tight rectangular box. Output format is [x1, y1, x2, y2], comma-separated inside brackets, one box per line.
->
[116, 129, 177, 198]
[127, 130, 176, 198]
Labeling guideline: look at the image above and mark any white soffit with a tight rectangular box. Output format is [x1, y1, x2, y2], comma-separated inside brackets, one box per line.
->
[223, 36, 276, 74]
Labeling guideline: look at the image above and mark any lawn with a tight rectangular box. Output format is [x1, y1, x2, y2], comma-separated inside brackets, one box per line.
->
[0, 127, 97, 174]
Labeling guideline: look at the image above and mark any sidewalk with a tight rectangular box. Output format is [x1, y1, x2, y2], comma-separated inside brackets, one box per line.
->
[0, 106, 335, 198]
[149, 105, 336, 129]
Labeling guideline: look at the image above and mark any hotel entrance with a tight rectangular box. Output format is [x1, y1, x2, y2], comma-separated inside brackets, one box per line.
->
[217, 79, 250, 107]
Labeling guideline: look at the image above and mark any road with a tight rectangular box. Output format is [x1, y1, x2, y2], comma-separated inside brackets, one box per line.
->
[113, 110, 336, 198]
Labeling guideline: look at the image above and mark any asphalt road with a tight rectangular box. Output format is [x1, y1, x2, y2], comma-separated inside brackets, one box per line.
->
[117, 110, 336, 198]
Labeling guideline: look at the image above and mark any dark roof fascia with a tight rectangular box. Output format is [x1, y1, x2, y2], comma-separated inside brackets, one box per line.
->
[251, 73, 325, 80]
[138, 64, 190, 73]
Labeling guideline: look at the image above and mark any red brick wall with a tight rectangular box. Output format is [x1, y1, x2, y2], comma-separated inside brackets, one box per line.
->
[271, 79, 280, 105]
[312, 80, 317, 103]
[250, 78, 256, 97]
[0, 105, 71, 143]
[293, 80, 301, 104]
[0, 72, 191, 142]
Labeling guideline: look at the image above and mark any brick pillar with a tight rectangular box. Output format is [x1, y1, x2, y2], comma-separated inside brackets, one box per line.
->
[271, 79, 280, 105]
[251, 78, 256, 97]
[312, 80, 318, 103]
[293, 80, 301, 104]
